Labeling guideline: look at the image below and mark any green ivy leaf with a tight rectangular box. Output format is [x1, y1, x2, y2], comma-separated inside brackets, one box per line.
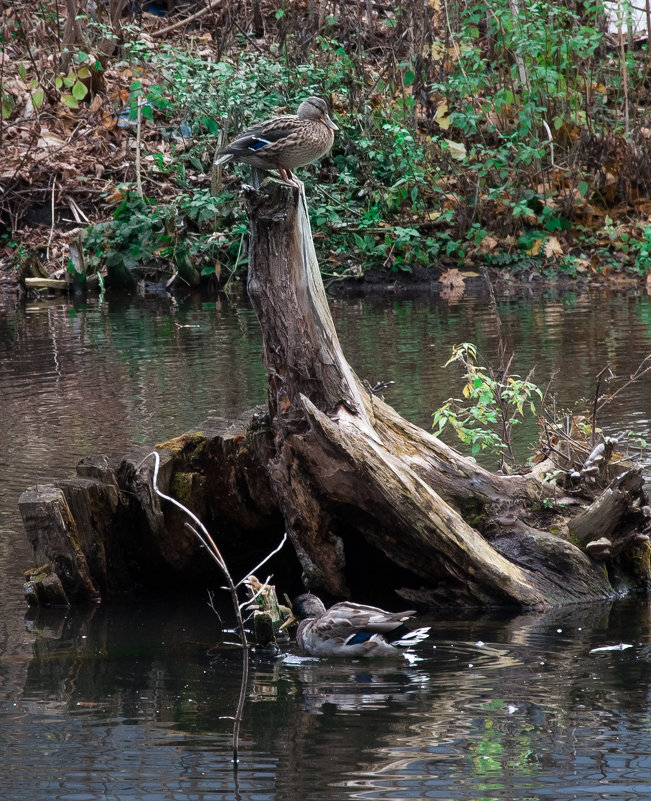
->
[60, 93, 79, 109]
[202, 116, 219, 134]
[72, 80, 88, 100]
[31, 87, 45, 109]
[1, 96, 14, 118]
[403, 69, 415, 87]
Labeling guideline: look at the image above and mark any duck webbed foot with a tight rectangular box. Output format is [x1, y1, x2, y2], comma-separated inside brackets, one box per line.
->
[278, 168, 303, 190]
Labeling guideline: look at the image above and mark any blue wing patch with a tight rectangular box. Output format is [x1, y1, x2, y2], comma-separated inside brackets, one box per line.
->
[248, 137, 271, 151]
[346, 631, 374, 646]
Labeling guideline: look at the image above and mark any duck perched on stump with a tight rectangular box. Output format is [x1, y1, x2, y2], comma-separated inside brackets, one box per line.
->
[214, 97, 338, 187]
[280, 593, 430, 657]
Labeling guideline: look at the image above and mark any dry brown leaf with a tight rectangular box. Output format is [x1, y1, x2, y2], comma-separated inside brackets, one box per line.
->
[544, 236, 563, 258]
[101, 113, 117, 130]
[106, 185, 126, 203]
[439, 268, 465, 288]
[88, 94, 104, 114]
[485, 110, 501, 129]
[37, 134, 66, 151]
[479, 235, 498, 254]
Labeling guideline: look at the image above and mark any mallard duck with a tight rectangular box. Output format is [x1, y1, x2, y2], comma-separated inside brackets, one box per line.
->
[280, 593, 430, 657]
[213, 97, 338, 187]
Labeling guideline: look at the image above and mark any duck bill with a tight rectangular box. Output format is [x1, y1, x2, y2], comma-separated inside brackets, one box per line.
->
[278, 613, 297, 631]
[324, 116, 339, 131]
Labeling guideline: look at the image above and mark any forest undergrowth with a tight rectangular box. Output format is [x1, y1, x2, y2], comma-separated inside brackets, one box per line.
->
[3, 0, 651, 292]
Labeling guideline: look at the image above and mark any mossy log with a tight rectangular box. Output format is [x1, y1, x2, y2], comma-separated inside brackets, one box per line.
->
[19, 417, 294, 606]
[243, 181, 650, 608]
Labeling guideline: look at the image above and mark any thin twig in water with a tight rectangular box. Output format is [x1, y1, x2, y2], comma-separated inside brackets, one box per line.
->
[596, 355, 651, 413]
[591, 364, 613, 447]
[136, 451, 288, 771]
[236, 533, 288, 588]
[136, 451, 250, 769]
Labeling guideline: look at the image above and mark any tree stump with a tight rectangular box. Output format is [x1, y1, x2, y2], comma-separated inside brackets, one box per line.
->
[244, 181, 650, 608]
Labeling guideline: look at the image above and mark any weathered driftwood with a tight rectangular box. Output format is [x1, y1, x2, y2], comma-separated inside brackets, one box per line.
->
[243, 181, 650, 609]
[24, 276, 101, 292]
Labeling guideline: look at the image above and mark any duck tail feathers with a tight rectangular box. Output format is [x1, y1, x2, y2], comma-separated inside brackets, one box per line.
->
[214, 152, 234, 167]
[393, 626, 430, 649]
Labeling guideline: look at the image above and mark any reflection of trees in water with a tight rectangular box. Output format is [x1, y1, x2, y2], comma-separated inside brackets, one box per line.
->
[8, 599, 651, 799]
[250, 601, 651, 800]
[0, 296, 267, 471]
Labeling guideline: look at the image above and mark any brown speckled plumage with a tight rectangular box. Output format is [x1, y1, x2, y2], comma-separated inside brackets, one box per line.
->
[214, 97, 338, 186]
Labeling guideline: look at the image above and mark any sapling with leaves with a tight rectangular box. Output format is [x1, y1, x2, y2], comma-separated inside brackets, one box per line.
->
[432, 341, 543, 471]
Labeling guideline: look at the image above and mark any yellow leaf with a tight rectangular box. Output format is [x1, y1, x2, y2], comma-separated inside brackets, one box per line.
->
[526, 238, 543, 256]
[435, 99, 451, 130]
[544, 236, 563, 258]
[429, 42, 446, 61]
[445, 139, 467, 160]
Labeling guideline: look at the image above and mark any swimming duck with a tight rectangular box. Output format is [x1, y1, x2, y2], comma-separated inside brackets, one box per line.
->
[280, 593, 430, 657]
[213, 97, 338, 187]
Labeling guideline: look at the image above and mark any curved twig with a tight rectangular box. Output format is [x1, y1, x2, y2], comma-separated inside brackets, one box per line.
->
[137, 450, 247, 768]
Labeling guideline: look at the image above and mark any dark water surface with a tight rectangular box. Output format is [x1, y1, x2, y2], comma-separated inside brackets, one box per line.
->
[1, 287, 651, 800]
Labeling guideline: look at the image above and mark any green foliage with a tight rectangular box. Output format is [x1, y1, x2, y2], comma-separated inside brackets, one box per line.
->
[632, 226, 651, 276]
[432, 343, 543, 466]
[88, 34, 439, 279]
[85, 194, 164, 276]
[425, 0, 627, 268]
[84, 191, 224, 284]
[79, 4, 651, 283]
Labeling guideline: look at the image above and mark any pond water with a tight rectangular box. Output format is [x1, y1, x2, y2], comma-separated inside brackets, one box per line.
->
[1, 286, 651, 801]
